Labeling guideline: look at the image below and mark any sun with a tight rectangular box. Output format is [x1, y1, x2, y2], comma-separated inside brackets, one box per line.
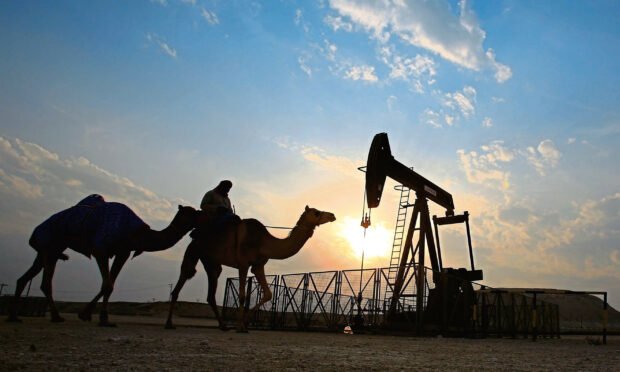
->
[339, 216, 393, 259]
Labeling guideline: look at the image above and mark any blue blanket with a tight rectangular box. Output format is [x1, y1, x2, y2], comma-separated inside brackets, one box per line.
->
[29, 195, 148, 258]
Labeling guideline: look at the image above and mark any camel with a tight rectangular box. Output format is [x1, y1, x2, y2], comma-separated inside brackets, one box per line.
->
[165, 206, 336, 332]
[7, 195, 199, 326]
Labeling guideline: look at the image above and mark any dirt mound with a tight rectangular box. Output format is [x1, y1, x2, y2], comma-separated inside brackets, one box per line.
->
[490, 289, 620, 328]
[536, 292, 620, 327]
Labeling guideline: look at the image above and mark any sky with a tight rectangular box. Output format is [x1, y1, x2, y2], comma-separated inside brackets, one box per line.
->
[0, 0, 619, 308]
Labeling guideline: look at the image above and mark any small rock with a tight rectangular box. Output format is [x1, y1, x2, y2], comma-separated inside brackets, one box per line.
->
[200, 339, 209, 345]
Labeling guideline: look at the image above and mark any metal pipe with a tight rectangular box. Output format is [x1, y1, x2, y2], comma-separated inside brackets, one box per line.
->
[465, 211, 475, 270]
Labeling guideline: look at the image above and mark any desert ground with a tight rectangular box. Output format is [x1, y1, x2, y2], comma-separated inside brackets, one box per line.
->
[1, 314, 618, 371]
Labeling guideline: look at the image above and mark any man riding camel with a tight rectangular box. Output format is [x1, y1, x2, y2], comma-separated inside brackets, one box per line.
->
[192, 180, 239, 240]
[200, 180, 233, 217]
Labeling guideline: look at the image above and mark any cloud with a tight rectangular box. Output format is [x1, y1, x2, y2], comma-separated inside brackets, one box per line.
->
[459, 138, 562, 187]
[294, 8, 310, 33]
[343, 64, 378, 82]
[328, 0, 512, 83]
[150, 0, 167, 6]
[567, 137, 576, 144]
[491, 96, 505, 103]
[308, 38, 339, 64]
[457, 140, 514, 190]
[522, 139, 561, 176]
[379, 45, 436, 92]
[295, 9, 302, 25]
[271, 137, 360, 177]
[201, 8, 220, 25]
[422, 108, 442, 128]
[482, 117, 493, 128]
[324, 15, 353, 32]
[298, 55, 312, 77]
[0, 136, 187, 235]
[179, 0, 196, 5]
[451, 190, 620, 290]
[323, 39, 338, 61]
[387, 95, 397, 111]
[591, 123, 620, 137]
[146, 33, 177, 59]
[0, 168, 43, 199]
[420, 86, 481, 127]
[486, 48, 512, 83]
[441, 85, 477, 119]
[535, 193, 620, 277]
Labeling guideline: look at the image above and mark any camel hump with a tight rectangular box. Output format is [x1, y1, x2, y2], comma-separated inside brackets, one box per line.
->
[238, 218, 270, 246]
[242, 218, 268, 233]
[75, 194, 105, 208]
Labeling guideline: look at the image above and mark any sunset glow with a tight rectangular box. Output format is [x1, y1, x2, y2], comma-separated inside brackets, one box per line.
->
[339, 216, 393, 259]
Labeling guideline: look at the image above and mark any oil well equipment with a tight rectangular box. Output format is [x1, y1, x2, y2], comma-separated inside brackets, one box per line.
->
[362, 132, 482, 333]
[222, 133, 610, 342]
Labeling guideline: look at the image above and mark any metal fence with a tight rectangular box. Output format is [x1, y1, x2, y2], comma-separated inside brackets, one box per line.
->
[0, 295, 47, 317]
[221, 265, 566, 340]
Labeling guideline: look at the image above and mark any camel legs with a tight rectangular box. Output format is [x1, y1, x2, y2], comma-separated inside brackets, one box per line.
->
[79, 251, 129, 326]
[203, 261, 227, 330]
[164, 271, 190, 329]
[236, 266, 249, 333]
[243, 265, 273, 324]
[40, 255, 63, 322]
[7, 253, 45, 322]
[98, 251, 129, 326]
[79, 254, 108, 322]
[165, 247, 201, 329]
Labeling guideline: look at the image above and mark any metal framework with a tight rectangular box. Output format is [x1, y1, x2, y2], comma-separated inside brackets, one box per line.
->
[220, 132, 610, 344]
[220, 266, 610, 341]
[363, 133, 483, 325]
[475, 288, 609, 344]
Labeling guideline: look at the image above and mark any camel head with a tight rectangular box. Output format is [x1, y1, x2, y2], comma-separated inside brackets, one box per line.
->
[302, 205, 336, 227]
[170, 205, 200, 234]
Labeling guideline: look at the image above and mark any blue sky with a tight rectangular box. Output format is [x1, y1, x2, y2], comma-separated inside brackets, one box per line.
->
[1, 0, 619, 308]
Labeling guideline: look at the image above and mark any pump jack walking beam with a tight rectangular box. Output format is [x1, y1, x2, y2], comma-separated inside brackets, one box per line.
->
[365, 133, 455, 214]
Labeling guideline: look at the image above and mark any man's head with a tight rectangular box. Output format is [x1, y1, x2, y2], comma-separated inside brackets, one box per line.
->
[216, 180, 233, 196]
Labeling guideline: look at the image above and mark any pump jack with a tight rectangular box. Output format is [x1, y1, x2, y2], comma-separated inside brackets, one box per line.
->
[364, 133, 482, 331]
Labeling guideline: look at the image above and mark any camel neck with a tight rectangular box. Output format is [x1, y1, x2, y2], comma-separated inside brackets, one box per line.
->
[262, 222, 315, 260]
[137, 223, 189, 253]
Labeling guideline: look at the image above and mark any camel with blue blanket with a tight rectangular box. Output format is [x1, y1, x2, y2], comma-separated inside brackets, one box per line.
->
[7, 194, 199, 327]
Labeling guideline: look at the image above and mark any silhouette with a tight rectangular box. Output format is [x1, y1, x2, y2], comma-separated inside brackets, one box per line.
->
[7, 195, 198, 326]
[200, 180, 233, 215]
[165, 206, 336, 332]
[190, 180, 239, 241]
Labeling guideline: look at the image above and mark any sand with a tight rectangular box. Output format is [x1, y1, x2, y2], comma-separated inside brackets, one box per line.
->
[1, 314, 618, 371]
